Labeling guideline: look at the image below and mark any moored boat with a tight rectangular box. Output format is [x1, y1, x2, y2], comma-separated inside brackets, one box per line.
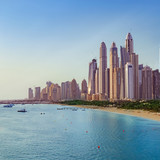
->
[3, 104, 14, 108]
[17, 109, 27, 112]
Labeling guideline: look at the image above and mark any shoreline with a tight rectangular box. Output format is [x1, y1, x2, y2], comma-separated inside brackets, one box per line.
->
[68, 105, 160, 122]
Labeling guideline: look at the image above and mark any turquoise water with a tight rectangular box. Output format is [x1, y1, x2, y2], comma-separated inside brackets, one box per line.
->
[0, 104, 160, 160]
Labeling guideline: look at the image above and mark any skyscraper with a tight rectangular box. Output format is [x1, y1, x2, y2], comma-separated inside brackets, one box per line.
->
[71, 79, 79, 100]
[130, 53, 139, 99]
[113, 68, 121, 100]
[88, 59, 97, 95]
[105, 68, 110, 99]
[95, 68, 99, 94]
[61, 82, 66, 100]
[99, 42, 107, 96]
[81, 79, 88, 94]
[152, 69, 160, 99]
[35, 87, 41, 100]
[49, 83, 61, 101]
[138, 64, 143, 99]
[109, 42, 120, 100]
[142, 66, 153, 100]
[40, 88, 48, 101]
[125, 33, 139, 100]
[28, 88, 33, 99]
[46, 81, 52, 99]
[81, 79, 87, 100]
[61, 81, 72, 100]
[125, 33, 134, 57]
[125, 62, 134, 100]
[120, 46, 130, 99]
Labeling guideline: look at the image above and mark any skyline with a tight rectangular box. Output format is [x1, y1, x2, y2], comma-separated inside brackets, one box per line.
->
[0, 0, 160, 99]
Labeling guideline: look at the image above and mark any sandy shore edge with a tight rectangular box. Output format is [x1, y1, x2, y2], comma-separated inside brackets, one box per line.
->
[63, 105, 160, 122]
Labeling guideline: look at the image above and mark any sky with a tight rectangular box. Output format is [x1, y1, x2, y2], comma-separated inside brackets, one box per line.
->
[0, 0, 160, 100]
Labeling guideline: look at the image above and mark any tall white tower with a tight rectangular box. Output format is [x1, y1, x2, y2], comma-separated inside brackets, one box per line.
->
[125, 62, 134, 100]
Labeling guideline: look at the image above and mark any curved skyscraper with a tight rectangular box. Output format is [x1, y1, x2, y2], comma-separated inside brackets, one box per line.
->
[99, 42, 107, 96]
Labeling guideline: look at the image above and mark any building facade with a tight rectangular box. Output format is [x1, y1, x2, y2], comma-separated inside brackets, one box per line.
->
[138, 64, 143, 99]
[99, 42, 107, 96]
[120, 46, 130, 99]
[35, 87, 41, 100]
[71, 79, 79, 100]
[152, 69, 160, 99]
[88, 59, 97, 95]
[142, 66, 153, 100]
[109, 42, 120, 100]
[125, 32, 134, 57]
[105, 68, 110, 99]
[95, 68, 99, 95]
[28, 88, 33, 100]
[125, 62, 134, 100]
[130, 53, 139, 100]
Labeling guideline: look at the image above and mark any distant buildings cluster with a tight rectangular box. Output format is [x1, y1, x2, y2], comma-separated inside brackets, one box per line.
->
[28, 79, 81, 101]
[28, 33, 160, 101]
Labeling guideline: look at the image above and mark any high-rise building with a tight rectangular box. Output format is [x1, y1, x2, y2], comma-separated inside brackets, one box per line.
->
[88, 59, 97, 95]
[99, 42, 107, 96]
[71, 79, 79, 100]
[95, 68, 99, 94]
[130, 53, 139, 99]
[35, 87, 41, 100]
[138, 64, 143, 99]
[40, 88, 48, 101]
[125, 33, 134, 57]
[66, 82, 72, 100]
[152, 69, 160, 99]
[120, 46, 130, 99]
[61, 82, 66, 100]
[61, 81, 72, 100]
[49, 84, 61, 101]
[142, 66, 153, 100]
[109, 42, 120, 100]
[81, 79, 87, 100]
[46, 81, 52, 99]
[125, 62, 134, 100]
[77, 83, 81, 99]
[81, 79, 88, 94]
[28, 88, 33, 99]
[105, 68, 110, 99]
[81, 79, 88, 100]
[113, 68, 121, 100]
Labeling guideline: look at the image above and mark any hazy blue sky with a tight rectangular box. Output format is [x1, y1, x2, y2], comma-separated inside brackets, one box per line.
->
[0, 0, 160, 99]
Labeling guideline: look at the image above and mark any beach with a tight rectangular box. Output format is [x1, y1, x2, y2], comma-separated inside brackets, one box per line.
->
[72, 105, 160, 121]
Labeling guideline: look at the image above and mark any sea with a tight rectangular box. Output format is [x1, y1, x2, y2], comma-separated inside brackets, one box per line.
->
[0, 104, 160, 160]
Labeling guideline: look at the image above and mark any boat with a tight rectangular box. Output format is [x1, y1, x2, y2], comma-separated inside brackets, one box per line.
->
[57, 108, 64, 110]
[3, 104, 14, 108]
[17, 109, 27, 112]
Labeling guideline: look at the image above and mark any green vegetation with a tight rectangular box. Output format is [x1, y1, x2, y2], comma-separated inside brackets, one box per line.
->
[60, 100, 160, 112]
[60, 100, 114, 106]
[118, 100, 160, 112]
